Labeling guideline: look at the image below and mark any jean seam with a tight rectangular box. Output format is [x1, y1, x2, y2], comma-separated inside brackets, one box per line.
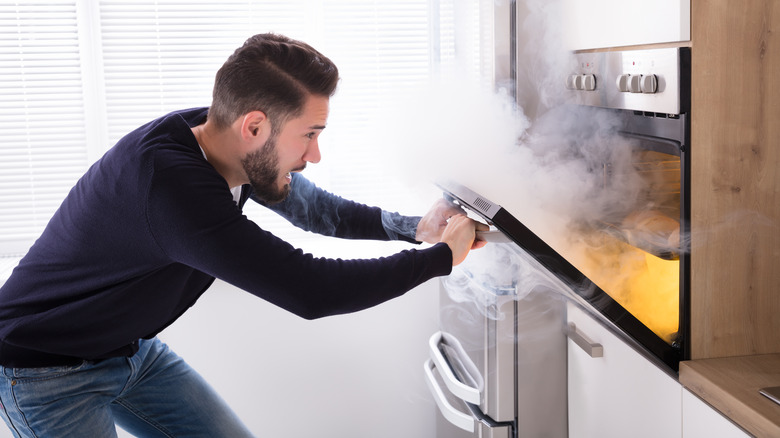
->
[7, 381, 38, 438]
[113, 397, 173, 438]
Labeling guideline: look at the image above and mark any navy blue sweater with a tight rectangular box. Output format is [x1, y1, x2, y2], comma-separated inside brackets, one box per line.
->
[0, 108, 452, 367]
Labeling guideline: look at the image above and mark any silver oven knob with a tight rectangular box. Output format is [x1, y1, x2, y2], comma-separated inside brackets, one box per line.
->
[628, 74, 642, 93]
[641, 74, 658, 93]
[582, 74, 596, 91]
[616, 74, 629, 92]
[573, 74, 584, 90]
[565, 74, 577, 90]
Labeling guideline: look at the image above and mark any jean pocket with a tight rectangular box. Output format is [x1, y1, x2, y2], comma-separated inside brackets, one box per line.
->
[7, 361, 90, 382]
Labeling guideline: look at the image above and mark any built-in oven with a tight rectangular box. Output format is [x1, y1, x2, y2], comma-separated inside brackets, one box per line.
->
[423, 45, 690, 437]
[554, 46, 691, 371]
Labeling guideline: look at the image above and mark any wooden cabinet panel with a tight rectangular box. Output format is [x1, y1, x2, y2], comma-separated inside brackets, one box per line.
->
[690, 0, 780, 358]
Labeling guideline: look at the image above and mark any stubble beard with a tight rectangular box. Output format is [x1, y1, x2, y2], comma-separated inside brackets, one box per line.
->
[241, 134, 291, 205]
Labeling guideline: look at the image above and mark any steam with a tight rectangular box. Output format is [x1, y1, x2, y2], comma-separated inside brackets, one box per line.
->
[442, 242, 567, 321]
[365, 0, 697, 345]
[375, 75, 656, 256]
[369, 66, 681, 341]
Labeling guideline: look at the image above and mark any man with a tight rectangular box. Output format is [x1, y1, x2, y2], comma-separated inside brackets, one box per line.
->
[0, 33, 485, 437]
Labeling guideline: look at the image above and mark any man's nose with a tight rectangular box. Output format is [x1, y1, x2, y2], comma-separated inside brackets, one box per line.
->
[303, 139, 321, 164]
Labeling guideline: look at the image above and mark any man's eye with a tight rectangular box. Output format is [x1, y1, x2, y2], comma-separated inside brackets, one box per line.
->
[305, 132, 316, 139]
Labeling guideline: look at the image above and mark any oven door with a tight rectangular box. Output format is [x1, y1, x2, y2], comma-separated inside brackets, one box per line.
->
[439, 181, 683, 372]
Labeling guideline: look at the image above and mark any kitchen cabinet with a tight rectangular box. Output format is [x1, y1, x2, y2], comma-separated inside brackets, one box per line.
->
[682, 389, 750, 437]
[566, 302, 682, 438]
[567, 301, 760, 437]
[689, 0, 780, 359]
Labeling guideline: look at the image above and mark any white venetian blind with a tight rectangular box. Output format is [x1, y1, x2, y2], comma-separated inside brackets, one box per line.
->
[0, 0, 90, 256]
[0, 0, 491, 257]
[98, 0, 310, 146]
[314, 0, 434, 208]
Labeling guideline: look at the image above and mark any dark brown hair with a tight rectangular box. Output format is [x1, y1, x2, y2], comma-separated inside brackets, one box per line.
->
[208, 33, 339, 132]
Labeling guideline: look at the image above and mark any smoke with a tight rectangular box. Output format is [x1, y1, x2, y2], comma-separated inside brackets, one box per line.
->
[366, 0, 696, 347]
[442, 241, 568, 321]
[374, 74, 658, 256]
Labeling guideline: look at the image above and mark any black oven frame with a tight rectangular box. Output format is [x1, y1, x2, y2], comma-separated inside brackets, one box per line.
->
[444, 48, 690, 373]
[442, 45, 690, 371]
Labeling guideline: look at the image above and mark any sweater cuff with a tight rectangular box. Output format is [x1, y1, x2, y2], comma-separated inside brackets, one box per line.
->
[425, 242, 453, 277]
[381, 210, 422, 243]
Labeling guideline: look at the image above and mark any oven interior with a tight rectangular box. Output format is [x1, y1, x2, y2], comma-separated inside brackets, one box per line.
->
[568, 118, 685, 347]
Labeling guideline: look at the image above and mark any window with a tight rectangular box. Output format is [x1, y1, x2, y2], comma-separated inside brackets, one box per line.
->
[0, 0, 493, 258]
[0, 1, 89, 255]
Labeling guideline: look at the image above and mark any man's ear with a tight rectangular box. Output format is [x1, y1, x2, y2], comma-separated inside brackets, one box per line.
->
[240, 111, 268, 141]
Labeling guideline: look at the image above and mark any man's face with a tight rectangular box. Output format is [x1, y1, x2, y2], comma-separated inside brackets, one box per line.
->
[242, 95, 329, 204]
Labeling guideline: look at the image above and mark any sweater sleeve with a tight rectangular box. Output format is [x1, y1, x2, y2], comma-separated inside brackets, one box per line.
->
[258, 173, 421, 243]
[146, 155, 452, 319]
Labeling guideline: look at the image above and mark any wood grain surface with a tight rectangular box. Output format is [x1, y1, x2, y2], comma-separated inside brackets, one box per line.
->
[680, 354, 780, 437]
[690, 0, 780, 359]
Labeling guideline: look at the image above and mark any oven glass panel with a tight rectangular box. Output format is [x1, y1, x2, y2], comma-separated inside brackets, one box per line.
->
[567, 142, 682, 345]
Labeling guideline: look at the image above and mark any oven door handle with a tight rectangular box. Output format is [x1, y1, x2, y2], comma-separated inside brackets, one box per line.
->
[425, 359, 513, 438]
[423, 358, 475, 433]
[428, 331, 481, 404]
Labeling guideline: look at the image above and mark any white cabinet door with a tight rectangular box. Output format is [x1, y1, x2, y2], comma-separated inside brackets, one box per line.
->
[567, 302, 682, 438]
[682, 389, 750, 438]
[560, 0, 691, 51]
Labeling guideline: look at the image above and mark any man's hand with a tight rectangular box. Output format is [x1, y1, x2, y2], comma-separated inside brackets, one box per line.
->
[416, 198, 469, 244]
[440, 214, 489, 266]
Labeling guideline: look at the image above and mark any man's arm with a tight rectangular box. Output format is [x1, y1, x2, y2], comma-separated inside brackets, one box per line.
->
[148, 164, 456, 319]
[255, 173, 419, 242]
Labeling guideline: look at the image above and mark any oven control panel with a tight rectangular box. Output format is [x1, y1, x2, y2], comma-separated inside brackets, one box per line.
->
[614, 73, 657, 94]
[564, 47, 687, 115]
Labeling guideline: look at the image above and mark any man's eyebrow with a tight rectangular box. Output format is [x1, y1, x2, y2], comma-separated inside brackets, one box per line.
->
[309, 124, 326, 130]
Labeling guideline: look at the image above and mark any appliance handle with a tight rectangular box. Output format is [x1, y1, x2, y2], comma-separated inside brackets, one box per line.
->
[567, 322, 604, 358]
[428, 331, 481, 404]
[424, 359, 475, 433]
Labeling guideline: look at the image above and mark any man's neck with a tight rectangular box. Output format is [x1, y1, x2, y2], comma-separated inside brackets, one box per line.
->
[191, 122, 247, 188]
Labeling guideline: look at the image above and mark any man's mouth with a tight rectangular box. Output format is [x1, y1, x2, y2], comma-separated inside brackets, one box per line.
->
[291, 164, 307, 173]
[284, 164, 307, 183]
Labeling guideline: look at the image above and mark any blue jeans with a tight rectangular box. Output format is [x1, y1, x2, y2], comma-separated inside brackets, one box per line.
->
[0, 338, 253, 437]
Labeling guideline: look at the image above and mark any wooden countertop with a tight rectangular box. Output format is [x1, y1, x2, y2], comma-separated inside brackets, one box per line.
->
[679, 354, 780, 437]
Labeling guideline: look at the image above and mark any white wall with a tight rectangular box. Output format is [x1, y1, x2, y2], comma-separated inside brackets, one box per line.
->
[155, 240, 440, 438]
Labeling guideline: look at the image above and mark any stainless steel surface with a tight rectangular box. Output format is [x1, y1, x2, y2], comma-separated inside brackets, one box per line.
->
[566, 48, 685, 115]
[425, 359, 513, 438]
[476, 230, 513, 243]
[438, 279, 516, 422]
[492, 0, 514, 93]
[440, 181, 502, 221]
[429, 239, 569, 438]
[428, 332, 481, 405]
[567, 322, 604, 358]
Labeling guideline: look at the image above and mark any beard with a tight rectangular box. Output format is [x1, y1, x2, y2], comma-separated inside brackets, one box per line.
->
[241, 135, 290, 205]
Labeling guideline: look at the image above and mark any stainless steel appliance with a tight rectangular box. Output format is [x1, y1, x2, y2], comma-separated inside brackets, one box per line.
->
[559, 46, 691, 371]
[424, 215, 569, 438]
[423, 45, 690, 438]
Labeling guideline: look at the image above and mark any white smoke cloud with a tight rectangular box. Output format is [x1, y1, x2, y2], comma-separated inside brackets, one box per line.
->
[368, 0, 691, 344]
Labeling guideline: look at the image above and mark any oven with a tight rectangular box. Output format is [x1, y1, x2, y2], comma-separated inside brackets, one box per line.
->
[555, 46, 691, 371]
[423, 45, 690, 437]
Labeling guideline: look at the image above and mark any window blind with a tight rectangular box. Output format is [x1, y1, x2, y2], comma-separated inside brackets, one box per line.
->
[0, 0, 492, 257]
[0, 0, 89, 256]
